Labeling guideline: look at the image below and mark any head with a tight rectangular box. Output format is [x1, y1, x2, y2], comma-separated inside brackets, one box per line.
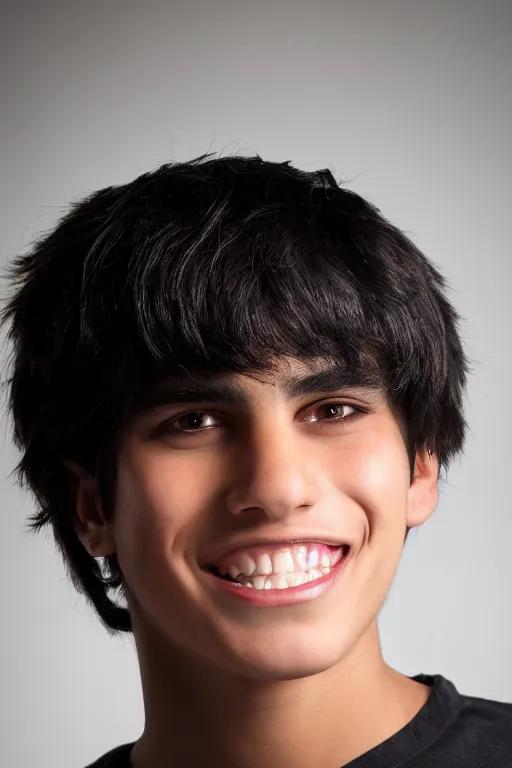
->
[2, 154, 467, 680]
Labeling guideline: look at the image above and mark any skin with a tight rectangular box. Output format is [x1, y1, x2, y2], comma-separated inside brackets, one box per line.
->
[72, 356, 439, 768]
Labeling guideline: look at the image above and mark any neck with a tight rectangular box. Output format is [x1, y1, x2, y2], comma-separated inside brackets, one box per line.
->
[129, 620, 430, 768]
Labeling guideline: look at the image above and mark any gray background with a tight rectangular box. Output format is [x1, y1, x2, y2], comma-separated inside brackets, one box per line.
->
[1, 1, 510, 766]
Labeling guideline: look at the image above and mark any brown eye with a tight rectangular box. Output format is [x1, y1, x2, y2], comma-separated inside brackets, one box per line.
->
[167, 411, 219, 433]
[308, 403, 360, 423]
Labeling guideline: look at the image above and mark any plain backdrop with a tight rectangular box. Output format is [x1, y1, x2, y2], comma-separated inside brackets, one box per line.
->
[1, 1, 511, 766]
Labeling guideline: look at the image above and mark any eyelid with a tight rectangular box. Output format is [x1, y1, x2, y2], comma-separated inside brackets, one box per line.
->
[303, 396, 369, 412]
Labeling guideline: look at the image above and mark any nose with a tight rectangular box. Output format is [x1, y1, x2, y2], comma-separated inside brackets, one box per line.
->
[225, 418, 322, 522]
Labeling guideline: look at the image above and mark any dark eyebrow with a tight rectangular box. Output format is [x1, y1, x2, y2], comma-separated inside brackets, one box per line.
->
[285, 367, 383, 399]
[138, 365, 384, 412]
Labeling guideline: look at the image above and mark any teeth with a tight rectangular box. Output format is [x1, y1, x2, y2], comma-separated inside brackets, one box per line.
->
[228, 565, 241, 579]
[272, 550, 295, 575]
[285, 572, 301, 587]
[252, 575, 267, 590]
[236, 568, 332, 590]
[308, 549, 319, 568]
[296, 546, 308, 570]
[239, 553, 257, 577]
[331, 547, 344, 566]
[217, 544, 347, 581]
[255, 553, 273, 576]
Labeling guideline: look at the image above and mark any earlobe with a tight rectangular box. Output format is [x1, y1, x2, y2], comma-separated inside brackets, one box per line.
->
[64, 461, 116, 558]
[406, 448, 440, 529]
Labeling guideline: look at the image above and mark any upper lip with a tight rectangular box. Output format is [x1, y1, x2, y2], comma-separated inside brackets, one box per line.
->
[199, 534, 350, 568]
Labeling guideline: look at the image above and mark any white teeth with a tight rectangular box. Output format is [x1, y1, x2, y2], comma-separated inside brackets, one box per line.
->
[331, 547, 344, 566]
[255, 553, 273, 576]
[217, 544, 347, 582]
[272, 550, 295, 575]
[252, 575, 267, 590]
[239, 553, 257, 577]
[236, 568, 332, 590]
[286, 573, 307, 587]
[285, 572, 302, 587]
[296, 546, 308, 570]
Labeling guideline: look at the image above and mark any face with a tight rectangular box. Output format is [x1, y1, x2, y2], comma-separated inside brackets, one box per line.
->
[75, 356, 439, 682]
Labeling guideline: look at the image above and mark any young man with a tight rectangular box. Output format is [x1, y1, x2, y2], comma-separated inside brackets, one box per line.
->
[3, 154, 511, 768]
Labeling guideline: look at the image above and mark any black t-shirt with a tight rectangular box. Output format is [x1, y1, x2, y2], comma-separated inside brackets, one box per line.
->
[84, 673, 512, 767]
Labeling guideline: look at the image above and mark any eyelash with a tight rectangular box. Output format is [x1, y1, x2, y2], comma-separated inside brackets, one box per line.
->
[158, 402, 365, 436]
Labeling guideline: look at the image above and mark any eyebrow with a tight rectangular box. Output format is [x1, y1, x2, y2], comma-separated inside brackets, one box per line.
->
[138, 365, 384, 412]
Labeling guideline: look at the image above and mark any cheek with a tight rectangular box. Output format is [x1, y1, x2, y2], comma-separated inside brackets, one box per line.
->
[111, 449, 217, 646]
[112, 444, 218, 575]
[326, 425, 411, 529]
[323, 428, 412, 617]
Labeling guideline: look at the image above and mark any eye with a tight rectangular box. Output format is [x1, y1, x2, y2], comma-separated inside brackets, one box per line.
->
[306, 402, 361, 424]
[162, 411, 220, 434]
[155, 401, 364, 438]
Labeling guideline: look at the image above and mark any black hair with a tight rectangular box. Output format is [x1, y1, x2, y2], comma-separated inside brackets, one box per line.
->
[1, 153, 468, 634]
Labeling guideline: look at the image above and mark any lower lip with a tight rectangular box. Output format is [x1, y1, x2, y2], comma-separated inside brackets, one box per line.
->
[204, 550, 350, 607]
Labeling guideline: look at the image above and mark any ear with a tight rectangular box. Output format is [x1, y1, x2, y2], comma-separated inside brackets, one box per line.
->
[406, 448, 440, 529]
[64, 461, 116, 558]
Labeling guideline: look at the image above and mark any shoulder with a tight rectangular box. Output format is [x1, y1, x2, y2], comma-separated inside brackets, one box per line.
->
[83, 742, 135, 768]
[458, 688, 512, 738]
[434, 680, 512, 765]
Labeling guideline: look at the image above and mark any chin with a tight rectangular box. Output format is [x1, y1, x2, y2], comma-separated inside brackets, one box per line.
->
[225, 630, 347, 682]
